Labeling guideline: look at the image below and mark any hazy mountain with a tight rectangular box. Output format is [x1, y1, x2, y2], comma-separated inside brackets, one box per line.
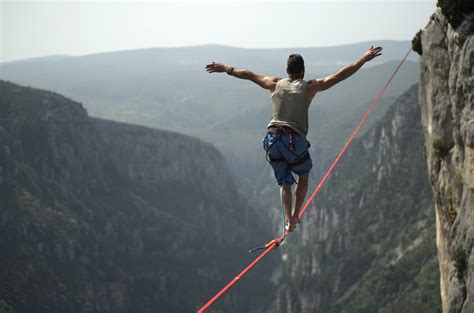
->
[0, 42, 419, 193]
[0, 80, 277, 313]
[0, 42, 416, 127]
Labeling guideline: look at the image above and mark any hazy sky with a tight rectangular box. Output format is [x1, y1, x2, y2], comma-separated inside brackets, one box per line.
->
[1, 0, 437, 63]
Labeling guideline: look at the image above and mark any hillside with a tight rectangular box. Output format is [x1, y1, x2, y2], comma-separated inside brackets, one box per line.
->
[271, 85, 441, 313]
[0, 80, 276, 313]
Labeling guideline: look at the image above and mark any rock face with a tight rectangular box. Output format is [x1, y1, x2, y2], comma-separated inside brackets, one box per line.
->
[419, 8, 474, 313]
[272, 84, 441, 313]
[0, 80, 275, 313]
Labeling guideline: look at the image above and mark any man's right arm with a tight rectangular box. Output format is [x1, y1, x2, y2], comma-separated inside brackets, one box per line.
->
[307, 46, 383, 100]
[205, 62, 279, 92]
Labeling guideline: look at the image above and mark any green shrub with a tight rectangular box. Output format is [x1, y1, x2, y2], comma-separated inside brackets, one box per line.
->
[437, 0, 474, 28]
[432, 138, 452, 158]
[447, 197, 458, 224]
[0, 299, 13, 313]
[455, 34, 466, 48]
[453, 171, 463, 198]
[412, 30, 423, 55]
[453, 247, 467, 277]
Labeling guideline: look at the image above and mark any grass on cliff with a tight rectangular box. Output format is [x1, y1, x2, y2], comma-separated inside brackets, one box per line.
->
[412, 30, 423, 55]
[0, 299, 13, 313]
[438, 0, 474, 28]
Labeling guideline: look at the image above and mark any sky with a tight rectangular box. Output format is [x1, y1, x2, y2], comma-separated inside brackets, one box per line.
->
[1, 0, 437, 63]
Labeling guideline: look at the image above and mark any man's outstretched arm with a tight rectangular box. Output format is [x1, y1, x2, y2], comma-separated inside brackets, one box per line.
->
[307, 46, 383, 98]
[205, 62, 279, 92]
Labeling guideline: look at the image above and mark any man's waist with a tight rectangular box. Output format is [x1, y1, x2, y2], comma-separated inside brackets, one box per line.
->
[267, 125, 300, 135]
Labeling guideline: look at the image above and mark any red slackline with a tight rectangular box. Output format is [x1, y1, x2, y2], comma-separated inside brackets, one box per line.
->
[198, 47, 412, 313]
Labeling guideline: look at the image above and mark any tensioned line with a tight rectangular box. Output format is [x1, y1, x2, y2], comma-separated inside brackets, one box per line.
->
[198, 46, 412, 313]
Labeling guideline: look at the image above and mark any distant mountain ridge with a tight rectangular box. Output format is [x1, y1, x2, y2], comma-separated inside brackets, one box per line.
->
[1, 41, 416, 66]
[0, 55, 71, 66]
[0, 41, 416, 127]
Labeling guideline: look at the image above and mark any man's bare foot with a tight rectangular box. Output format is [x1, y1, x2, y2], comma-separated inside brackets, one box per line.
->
[285, 218, 296, 232]
[285, 217, 296, 233]
[291, 209, 301, 223]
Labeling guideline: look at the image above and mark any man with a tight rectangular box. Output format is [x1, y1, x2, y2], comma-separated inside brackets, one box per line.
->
[205, 46, 382, 232]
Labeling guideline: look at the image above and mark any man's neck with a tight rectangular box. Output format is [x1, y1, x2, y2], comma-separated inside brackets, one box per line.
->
[288, 75, 303, 81]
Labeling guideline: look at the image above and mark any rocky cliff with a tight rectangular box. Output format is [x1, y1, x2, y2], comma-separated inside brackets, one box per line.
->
[0, 80, 275, 313]
[271, 85, 441, 313]
[418, 6, 474, 313]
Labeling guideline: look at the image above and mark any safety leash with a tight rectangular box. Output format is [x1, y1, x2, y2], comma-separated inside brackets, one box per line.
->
[197, 47, 412, 313]
[249, 191, 287, 253]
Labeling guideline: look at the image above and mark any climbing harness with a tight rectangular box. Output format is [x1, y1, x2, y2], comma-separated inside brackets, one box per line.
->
[263, 126, 309, 166]
[197, 47, 413, 313]
[289, 134, 296, 151]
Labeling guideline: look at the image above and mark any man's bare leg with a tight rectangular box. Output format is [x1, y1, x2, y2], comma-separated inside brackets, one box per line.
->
[280, 183, 295, 232]
[292, 172, 309, 224]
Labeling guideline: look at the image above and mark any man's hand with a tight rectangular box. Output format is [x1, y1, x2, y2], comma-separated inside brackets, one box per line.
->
[205, 62, 228, 73]
[362, 46, 383, 62]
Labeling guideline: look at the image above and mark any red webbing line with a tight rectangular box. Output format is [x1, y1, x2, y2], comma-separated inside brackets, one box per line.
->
[197, 47, 412, 313]
[298, 47, 412, 218]
[197, 244, 275, 313]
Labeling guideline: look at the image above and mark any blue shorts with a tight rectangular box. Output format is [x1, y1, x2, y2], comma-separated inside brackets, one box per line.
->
[262, 132, 312, 185]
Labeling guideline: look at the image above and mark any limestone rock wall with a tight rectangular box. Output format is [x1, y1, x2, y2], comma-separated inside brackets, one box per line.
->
[419, 8, 474, 313]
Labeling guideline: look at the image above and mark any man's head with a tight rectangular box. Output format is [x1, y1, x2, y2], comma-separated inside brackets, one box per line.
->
[287, 54, 305, 79]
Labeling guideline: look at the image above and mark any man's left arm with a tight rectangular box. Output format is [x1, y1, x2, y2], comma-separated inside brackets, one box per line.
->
[306, 46, 383, 100]
[205, 62, 279, 92]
